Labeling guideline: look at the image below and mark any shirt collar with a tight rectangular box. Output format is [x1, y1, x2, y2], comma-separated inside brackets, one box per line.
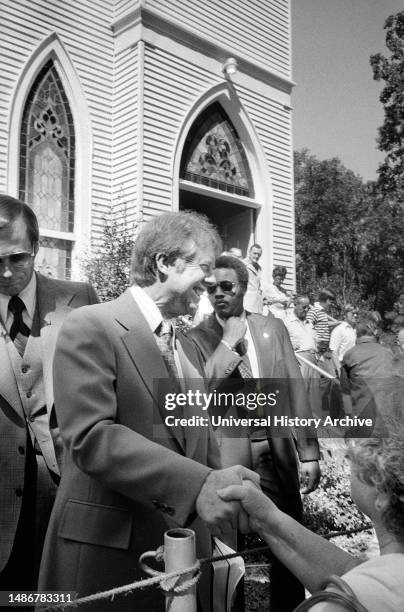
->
[0, 271, 37, 324]
[130, 284, 163, 333]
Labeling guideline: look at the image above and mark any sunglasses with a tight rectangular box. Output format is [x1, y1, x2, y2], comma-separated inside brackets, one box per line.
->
[0, 250, 35, 268]
[205, 280, 238, 295]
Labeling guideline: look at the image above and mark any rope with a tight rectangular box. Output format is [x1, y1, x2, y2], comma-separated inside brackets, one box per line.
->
[40, 525, 373, 611]
[40, 562, 201, 611]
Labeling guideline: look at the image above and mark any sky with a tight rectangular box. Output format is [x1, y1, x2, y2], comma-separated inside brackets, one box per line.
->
[292, 0, 403, 181]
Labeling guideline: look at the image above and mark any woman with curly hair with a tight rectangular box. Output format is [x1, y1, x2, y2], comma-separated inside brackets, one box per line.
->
[218, 434, 404, 611]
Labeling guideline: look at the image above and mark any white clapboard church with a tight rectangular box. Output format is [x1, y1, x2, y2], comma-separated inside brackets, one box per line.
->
[1, 0, 295, 286]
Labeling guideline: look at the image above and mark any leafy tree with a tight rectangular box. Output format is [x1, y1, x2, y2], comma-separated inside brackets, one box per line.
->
[294, 149, 367, 306]
[81, 211, 136, 302]
[370, 10, 404, 195]
[294, 150, 404, 314]
[353, 185, 404, 313]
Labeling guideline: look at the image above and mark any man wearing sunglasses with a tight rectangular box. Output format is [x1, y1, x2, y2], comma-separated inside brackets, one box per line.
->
[0, 195, 98, 596]
[187, 254, 321, 612]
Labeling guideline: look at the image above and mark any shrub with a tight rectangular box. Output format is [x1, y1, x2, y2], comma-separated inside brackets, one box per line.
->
[303, 458, 370, 536]
[81, 212, 136, 302]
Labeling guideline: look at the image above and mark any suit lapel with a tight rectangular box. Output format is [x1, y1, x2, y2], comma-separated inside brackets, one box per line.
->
[116, 291, 186, 453]
[0, 324, 24, 419]
[247, 314, 272, 378]
[36, 273, 75, 409]
[175, 333, 208, 461]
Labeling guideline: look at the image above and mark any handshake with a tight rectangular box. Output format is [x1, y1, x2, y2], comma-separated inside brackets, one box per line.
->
[195, 465, 270, 537]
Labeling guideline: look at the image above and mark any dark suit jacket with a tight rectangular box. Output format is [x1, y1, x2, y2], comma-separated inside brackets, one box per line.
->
[0, 273, 98, 572]
[341, 337, 395, 436]
[187, 313, 320, 513]
[38, 290, 220, 611]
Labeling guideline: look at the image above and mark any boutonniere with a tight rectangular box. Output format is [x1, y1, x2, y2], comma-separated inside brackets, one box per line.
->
[0, 323, 7, 338]
[263, 332, 269, 338]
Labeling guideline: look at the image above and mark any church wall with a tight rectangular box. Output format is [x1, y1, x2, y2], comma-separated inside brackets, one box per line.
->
[1, 0, 295, 284]
[142, 44, 218, 220]
[147, 0, 291, 79]
[236, 86, 295, 288]
[1, 0, 115, 249]
[112, 44, 139, 230]
[139, 38, 295, 285]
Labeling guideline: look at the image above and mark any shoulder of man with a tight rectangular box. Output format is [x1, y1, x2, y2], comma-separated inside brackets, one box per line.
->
[247, 311, 286, 335]
[36, 272, 97, 299]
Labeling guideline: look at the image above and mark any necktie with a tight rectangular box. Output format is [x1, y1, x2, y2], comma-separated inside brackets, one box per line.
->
[235, 339, 253, 379]
[156, 320, 179, 381]
[8, 295, 30, 356]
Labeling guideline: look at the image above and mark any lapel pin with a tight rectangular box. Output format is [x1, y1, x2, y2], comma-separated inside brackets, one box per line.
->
[263, 332, 269, 338]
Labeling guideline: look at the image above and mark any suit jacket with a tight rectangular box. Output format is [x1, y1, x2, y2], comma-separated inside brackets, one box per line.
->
[38, 290, 220, 612]
[0, 272, 98, 572]
[187, 313, 320, 512]
[341, 338, 395, 437]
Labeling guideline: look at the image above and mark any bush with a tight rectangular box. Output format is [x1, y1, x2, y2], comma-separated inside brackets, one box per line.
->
[81, 212, 136, 302]
[303, 458, 370, 536]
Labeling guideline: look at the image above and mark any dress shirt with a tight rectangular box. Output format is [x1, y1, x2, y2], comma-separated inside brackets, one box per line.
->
[130, 285, 184, 381]
[330, 321, 356, 362]
[215, 311, 260, 377]
[285, 313, 316, 352]
[0, 272, 37, 333]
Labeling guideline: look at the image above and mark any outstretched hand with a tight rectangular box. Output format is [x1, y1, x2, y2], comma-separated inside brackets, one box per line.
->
[217, 480, 278, 535]
[195, 465, 260, 537]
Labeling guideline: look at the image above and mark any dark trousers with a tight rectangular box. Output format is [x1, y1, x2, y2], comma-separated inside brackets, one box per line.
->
[252, 441, 305, 612]
[0, 433, 57, 611]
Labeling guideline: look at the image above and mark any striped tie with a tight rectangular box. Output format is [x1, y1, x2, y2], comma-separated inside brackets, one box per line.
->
[156, 320, 179, 381]
[236, 339, 253, 379]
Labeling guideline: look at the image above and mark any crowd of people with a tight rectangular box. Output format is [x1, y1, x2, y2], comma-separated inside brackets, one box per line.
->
[0, 195, 403, 611]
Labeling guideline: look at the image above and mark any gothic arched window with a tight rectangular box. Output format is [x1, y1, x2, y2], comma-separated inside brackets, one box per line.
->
[180, 103, 253, 198]
[19, 60, 75, 279]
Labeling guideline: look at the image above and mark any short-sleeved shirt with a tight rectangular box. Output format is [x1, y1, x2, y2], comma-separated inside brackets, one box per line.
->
[311, 554, 404, 612]
[306, 302, 330, 345]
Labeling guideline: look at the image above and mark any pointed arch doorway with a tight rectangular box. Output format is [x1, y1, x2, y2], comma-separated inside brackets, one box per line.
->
[179, 102, 259, 255]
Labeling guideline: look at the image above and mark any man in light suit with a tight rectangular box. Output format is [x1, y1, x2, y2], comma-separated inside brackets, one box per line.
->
[243, 243, 263, 314]
[0, 195, 98, 594]
[187, 255, 321, 612]
[38, 212, 258, 611]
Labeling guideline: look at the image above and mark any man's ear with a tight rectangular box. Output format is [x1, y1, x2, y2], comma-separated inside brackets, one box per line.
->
[155, 252, 169, 276]
[33, 242, 39, 256]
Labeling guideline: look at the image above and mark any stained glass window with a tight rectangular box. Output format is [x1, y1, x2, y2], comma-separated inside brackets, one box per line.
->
[180, 103, 253, 198]
[19, 60, 75, 279]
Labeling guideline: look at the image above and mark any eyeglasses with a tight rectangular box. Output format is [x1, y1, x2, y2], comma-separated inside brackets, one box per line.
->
[205, 280, 238, 295]
[0, 250, 35, 268]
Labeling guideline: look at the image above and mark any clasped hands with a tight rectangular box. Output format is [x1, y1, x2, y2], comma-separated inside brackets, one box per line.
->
[195, 465, 261, 537]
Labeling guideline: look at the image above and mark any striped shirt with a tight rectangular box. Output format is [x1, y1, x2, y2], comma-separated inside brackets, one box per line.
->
[306, 303, 330, 344]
